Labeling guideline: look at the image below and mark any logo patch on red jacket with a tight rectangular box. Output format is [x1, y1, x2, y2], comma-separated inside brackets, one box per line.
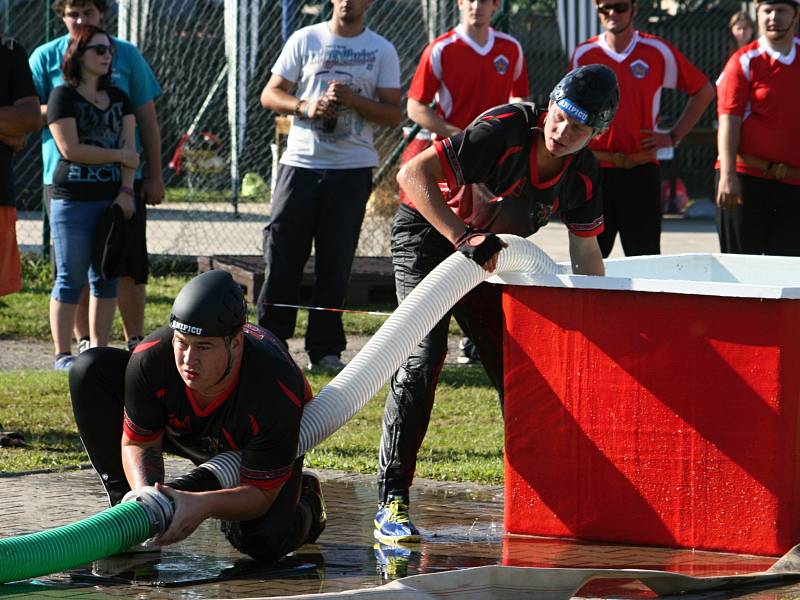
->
[494, 54, 510, 75]
[167, 413, 191, 432]
[630, 59, 650, 79]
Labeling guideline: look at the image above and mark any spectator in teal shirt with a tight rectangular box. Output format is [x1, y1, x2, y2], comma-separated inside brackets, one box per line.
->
[29, 0, 163, 361]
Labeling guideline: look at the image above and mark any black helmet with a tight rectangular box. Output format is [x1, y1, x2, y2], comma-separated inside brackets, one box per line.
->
[549, 65, 620, 131]
[169, 270, 246, 337]
[756, 0, 799, 5]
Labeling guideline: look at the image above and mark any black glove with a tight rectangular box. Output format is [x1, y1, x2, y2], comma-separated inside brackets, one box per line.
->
[167, 465, 222, 492]
[455, 227, 504, 266]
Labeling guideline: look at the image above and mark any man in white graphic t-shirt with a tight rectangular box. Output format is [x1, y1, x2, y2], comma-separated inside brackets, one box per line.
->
[258, 0, 401, 372]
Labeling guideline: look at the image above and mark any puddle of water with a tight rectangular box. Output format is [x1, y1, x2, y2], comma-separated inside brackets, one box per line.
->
[0, 580, 119, 599]
[4, 476, 796, 599]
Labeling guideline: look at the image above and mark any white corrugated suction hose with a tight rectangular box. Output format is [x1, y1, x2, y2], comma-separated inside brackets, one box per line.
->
[206, 235, 557, 483]
[297, 234, 558, 455]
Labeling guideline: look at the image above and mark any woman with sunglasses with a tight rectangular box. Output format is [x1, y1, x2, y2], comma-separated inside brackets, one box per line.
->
[46, 24, 138, 370]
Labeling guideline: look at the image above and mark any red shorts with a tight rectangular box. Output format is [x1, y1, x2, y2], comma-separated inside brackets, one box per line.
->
[0, 206, 21, 297]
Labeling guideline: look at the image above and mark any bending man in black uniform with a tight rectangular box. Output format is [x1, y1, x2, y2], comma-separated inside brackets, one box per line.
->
[70, 270, 326, 561]
[374, 65, 619, 544]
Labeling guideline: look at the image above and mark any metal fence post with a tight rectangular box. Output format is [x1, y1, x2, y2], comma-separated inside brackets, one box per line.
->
[41, 0, 52, 260]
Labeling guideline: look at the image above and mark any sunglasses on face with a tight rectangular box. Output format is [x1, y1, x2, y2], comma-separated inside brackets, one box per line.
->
[84, 44, 115, 56]
[597, 2, 631, 15]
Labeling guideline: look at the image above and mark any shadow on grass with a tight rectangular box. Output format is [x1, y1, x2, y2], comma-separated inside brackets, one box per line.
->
[421, 447, 503, 461]
[13, 430, 84, 454]
[438, 366, 493, 388]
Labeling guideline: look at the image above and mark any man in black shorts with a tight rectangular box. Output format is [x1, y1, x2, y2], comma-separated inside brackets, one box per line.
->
[69, 270, 326, 560]
[374, 65, 619, 544]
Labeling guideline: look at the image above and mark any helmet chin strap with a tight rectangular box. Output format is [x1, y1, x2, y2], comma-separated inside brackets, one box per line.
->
[768, 22, 796, 34]
[214, 335, 234, 386]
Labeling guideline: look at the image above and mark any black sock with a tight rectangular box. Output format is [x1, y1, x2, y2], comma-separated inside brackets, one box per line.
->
[127, 336, 144, 351]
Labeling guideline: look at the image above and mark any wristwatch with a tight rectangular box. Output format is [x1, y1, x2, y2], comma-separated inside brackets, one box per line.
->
[119, 185, 135, 197]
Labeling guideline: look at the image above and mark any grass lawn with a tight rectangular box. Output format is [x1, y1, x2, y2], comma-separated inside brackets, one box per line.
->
[163, 186, 268, 205]
[0, 367, 502, 482]
[0, 258, 459, 341]
[0, 259, 502, 482]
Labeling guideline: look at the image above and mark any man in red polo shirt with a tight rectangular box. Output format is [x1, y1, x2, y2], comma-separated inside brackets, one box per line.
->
[570, 0, 714, 257]
[716, 0, 800, 255]
[402, 0, 529, 365]
[403, 0, 529, 154]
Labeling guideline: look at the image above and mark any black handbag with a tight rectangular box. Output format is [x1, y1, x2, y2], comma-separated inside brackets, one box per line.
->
[93, 203, 131, 280]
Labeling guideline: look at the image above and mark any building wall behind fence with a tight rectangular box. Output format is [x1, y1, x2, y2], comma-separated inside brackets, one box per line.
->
[10, 0, 746, 259]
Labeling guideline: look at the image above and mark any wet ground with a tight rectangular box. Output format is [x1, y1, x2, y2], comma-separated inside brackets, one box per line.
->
[3, 459, 800, 600]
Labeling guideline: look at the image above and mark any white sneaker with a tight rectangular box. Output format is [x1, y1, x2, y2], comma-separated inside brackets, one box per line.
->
[457, 337, 479, 365]
[77, 338, 91, 354]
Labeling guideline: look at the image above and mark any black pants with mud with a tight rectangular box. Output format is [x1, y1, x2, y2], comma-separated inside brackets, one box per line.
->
[597, 163, 662, 258]
[377, 205, 504, 503]
[716, 172, 800, 256]
[69, 347, 313, 563]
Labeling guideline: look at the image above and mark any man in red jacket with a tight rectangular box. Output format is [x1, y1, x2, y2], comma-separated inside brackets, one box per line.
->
[716, 0, 800, 255]
[571, 0, 714, 257]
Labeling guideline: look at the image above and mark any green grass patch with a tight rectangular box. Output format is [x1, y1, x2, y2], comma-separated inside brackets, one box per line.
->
[0, 366, 503, 483]
[0, 258, 187, 341]
[0, 258, 491, 481]
[163, 187, 266, 204]
[0, 258, 463, 340]
[303, 367, 503, 484]
[0, 370, 86, 472]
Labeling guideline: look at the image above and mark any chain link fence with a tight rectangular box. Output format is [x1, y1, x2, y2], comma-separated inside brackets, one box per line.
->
[8, 0, 754, 260]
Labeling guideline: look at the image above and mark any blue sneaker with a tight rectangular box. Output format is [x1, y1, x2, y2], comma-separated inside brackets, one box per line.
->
[373, 542, 413, 578]
[374, 495, 420, 544]
[54, 353, 76, 371]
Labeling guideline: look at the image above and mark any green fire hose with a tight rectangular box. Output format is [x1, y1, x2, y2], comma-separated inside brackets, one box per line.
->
[0, 488, 172, 585]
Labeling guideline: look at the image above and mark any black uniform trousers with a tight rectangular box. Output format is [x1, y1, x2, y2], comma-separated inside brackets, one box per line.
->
[69, 348, 313, 562]
[257, 164, 372, 363]
[377, 205, 504, 503]
[596, 163, 662, 258]
[716, 172, 800, 256]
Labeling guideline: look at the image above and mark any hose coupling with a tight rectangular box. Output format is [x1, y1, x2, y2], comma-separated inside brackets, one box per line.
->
[121, 486, 175, 536]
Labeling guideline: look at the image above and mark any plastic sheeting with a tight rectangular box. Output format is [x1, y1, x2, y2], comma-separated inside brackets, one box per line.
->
[246, 544, 800, 599]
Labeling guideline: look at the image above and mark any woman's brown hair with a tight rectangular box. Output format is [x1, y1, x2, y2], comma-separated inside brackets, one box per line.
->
[728, 10, 755, 51]
[61, 24, 113, 89]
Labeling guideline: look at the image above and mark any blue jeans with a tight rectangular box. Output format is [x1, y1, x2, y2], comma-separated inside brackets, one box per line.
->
[50, 198, 117, 304]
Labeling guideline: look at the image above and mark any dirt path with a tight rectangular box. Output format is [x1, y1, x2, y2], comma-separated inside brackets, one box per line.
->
[0, 334, 465, 371]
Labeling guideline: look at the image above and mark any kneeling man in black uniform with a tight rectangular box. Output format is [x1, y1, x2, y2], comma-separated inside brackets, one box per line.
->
[70, 270, 325, 561]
